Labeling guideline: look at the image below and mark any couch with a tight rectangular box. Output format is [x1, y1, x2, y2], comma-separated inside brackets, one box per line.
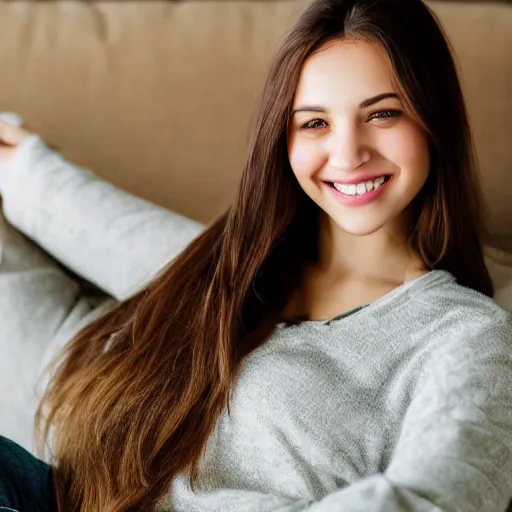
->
[0, 0, 511, 453]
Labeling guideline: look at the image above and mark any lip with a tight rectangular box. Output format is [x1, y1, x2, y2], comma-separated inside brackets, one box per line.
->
[324, 175, 392, 207]
[325, 173, 391, 185]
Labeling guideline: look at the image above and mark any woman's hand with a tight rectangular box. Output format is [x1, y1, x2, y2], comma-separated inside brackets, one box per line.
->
[0, 116, 34, 190]
[0, 117, 33, 164]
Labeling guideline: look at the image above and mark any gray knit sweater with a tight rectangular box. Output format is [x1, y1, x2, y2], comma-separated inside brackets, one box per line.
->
[1, 136, 512, 512]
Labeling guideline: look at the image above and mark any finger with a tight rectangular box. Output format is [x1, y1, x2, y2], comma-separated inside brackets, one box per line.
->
[0, 121, 31, 147]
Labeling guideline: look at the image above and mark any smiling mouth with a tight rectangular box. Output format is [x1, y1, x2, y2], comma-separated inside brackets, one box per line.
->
[327, 175, 392, 195]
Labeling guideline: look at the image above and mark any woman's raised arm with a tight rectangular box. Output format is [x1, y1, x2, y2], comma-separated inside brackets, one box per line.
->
[0, 131, 204, 301]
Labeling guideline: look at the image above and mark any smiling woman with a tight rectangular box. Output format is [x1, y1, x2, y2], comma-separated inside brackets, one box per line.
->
[289, 39, 430, 241]
[284, 38, 434, 317]
[0, 0, 511, 511]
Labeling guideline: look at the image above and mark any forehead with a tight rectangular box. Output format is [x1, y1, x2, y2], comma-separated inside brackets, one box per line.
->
[293, 38, 397, 107]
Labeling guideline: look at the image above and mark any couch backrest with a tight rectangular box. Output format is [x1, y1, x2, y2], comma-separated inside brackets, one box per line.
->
[0, 1, 510, 243]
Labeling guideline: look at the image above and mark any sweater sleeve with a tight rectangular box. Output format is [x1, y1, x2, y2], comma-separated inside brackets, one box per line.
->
[291, 317, 512, 512]
[0, 135, 204, 301]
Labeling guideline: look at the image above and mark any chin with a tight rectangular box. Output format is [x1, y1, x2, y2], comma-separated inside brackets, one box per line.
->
[329, 215, 388, 237]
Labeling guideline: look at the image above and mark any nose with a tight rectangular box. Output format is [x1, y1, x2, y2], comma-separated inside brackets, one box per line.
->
[327, 120, 371, 171]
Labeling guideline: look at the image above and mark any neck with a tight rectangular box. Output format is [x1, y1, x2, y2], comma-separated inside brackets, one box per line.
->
[315, 211, 426, 284]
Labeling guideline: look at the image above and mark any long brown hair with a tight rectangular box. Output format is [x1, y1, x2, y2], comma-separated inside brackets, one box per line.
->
[35, 0, 493, 510]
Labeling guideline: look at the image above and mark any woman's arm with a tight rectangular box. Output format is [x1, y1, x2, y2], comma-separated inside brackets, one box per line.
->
[0, 135, 204, 301]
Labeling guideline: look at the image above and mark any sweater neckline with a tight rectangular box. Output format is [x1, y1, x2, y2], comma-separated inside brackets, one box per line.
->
[275, 269, 455, 329]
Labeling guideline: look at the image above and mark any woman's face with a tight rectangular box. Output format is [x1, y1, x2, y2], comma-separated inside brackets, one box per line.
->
[288, 38, 430, 237]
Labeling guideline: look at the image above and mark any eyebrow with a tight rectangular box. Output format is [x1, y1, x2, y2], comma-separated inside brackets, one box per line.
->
[292, 92, 400, 115]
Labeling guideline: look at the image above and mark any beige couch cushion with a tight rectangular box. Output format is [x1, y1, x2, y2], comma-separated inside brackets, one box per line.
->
[0, 1, 510, 246]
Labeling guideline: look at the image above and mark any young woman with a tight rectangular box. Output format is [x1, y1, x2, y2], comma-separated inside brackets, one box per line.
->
[1, 0, 512, 510]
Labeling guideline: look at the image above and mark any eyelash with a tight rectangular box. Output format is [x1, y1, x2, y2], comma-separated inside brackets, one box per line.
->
[300, 110, 402, 130]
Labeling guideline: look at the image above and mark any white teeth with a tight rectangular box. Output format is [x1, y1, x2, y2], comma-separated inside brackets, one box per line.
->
[356, 183, 366, 195]
[333, 175, 388, 196]
[345, 184, 357, 195]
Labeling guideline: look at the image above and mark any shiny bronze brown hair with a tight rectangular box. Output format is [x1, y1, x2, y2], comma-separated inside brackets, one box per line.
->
[35, 0, 493, 510]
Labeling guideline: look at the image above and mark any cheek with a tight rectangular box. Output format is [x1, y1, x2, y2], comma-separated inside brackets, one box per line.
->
[381, 124, 430, 175]
[288, 140, 323, 179]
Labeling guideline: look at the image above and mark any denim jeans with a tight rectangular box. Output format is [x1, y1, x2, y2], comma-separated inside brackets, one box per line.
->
[0, 436, 56, 512]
